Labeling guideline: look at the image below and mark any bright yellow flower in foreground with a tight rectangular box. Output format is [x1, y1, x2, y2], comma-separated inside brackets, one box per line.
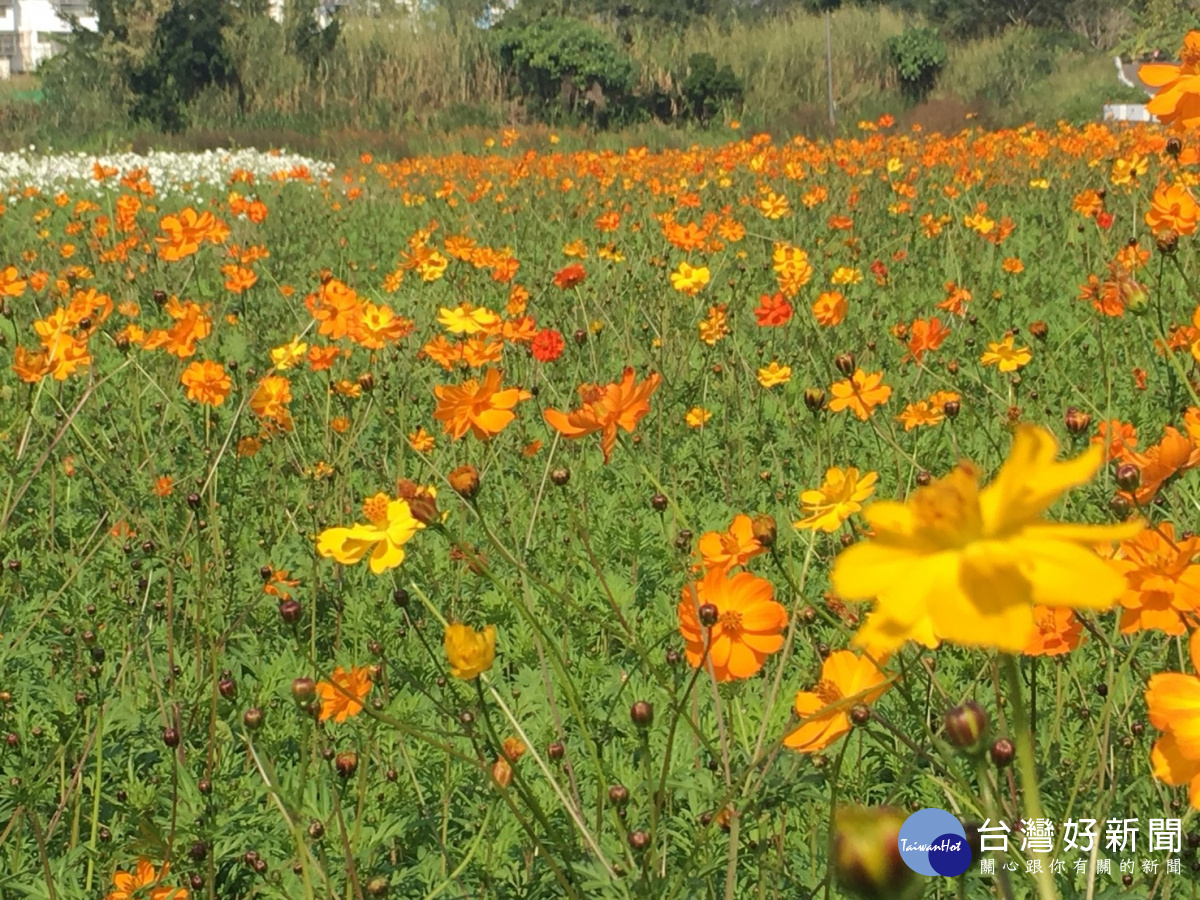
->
[106, 859, 188, 900]
[980, 334, 1032, 372]
[316, 492, 424, 574]
[1146, 630, 1200, 808]
[270, 336, 308, 370]
[757, 361, 792, 388]
[832, 426, 1142, 653]
[444, 623, 496, 679]
[795, 467, 878, 533]
[686, 406, 712, 428]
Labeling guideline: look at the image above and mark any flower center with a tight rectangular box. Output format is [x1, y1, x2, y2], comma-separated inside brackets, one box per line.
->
[362, 493, 390, 527]
[814, 679, 841, 705]
[911, 464, 983, 546]
[718, 609, 743, 635]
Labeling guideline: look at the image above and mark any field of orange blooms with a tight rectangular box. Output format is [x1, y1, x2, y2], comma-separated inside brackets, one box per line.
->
[4, 108, 1200, 900]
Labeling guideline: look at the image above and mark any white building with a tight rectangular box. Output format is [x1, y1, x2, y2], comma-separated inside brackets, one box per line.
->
[0, 1, 352, 78]
[0, 0, 96, 76]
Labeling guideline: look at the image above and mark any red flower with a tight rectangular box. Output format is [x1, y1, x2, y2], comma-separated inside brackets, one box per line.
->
[531, 329, 566, 362]
[753, 292, 793, 327]
[553, 263, 587, 290]
[1096, 211, 1114, 230]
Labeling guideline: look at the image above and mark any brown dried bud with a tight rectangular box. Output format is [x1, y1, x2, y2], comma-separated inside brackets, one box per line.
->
[1156, 229, 1179, 256]
[1028, 320, 1048, 340]
[1115, 463, 1141, 493]
[357, 372, 375, 392]
[835, 353, 856, 376]
[751, 514, 777, 549]
[448, 465, 481, 501]
[942, 399, 960, 419]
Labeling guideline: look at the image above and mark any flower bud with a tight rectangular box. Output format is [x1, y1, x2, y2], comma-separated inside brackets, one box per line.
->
[651, 493, 668, 511]
[278, 599, 302, 624]
[243, 707, 264, 730]
[551, 467, 570, 486]
[1126, 283, 1150, 315]
[989, 737, 1015, 768]
[1064, 407, 1091, 435]
[944, 701, 989, 751]
[449, 465, 481, 501]
[942, 399, 960, 419]
[803, 387, 826, 412]
[835, 353, 856, 376]
[1109, 494, 1132, 519]
[1167, 136, 1182, 158]
[291, 677, 316, 705]
[630, 701, 654, 728]
[608, 784, 629, 806]
[833, 806, 917, 900]
[1115, 463, 1141, 493]
[1028, 320, 1048, 340]
[628, 830, 650, 851]
[751, 514, 777, 549]
[357, 372, 375, 392]
[335, 751, 358, 778]
[698, 603, 719, 627]
[1156, 230, 1179, 256]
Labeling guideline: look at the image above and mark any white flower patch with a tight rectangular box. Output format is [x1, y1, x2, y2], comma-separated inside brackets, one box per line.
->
[0, 148, 336, 202]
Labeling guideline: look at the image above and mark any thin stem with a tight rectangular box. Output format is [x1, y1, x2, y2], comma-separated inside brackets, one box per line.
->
[1001, 654, 1058, 900]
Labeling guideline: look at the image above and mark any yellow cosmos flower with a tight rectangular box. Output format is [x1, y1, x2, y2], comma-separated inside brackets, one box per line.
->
[316, 492, 424, 574]
[832, 426, 1143, 654]
[980, 334, 1032, 372]
[795, 467, 878, 533]
[444, 623, 496, 679]
[670, 261, 710, 296]
[830, 266, 862, 286]
[270, 336, 308, 371]
[686, 407, 712, 428]
[437, 303, 500, 335]
[757, 361, 792, 389]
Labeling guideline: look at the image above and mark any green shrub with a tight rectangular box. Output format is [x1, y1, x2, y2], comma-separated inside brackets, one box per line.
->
[888, 26, 948, 102]
[681, 52, 744, 123]
[494, 17, 635, 124]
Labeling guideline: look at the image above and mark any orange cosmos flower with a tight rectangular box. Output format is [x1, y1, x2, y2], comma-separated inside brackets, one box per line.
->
[1127, 426, 1200, 503]
[1111, 523, 1200, 635]
[306, 278, 362, 341]
[315, 665, 373, 724]
[553, 262, 587, 289]
[0, 264, 26, 298]
[753, 292, 793, 327]
[783, 651, 891, 754]
[828, 370, 891, 421]
[105, 859, 188, 900]
[1145, 630, 1200, 808]
[433, 368, 531, 440]
[698, 514, 765, 574]
[1022, 606, 1083, 657]
[221, 264, 257, 293]
[250, 375, 294, 431]
[904, 317, 950, 364]
[811, 291, 847, 326]
[1142, 31, 1200, 131]
[12, 345, 51, 383]
[1146, 182, 1199, 236]
[543, 367, 662, 463]
[180, 360, 232, 407]
[1093, 419, 1138, 462]
[677, 569, 787, 682]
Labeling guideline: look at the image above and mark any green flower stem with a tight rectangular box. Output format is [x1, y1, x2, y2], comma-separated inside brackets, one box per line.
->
[1001, 654, 1058, 900]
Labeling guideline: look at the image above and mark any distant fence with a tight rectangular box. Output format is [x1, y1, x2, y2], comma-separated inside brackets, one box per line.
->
[1103, 103, 1152, 123]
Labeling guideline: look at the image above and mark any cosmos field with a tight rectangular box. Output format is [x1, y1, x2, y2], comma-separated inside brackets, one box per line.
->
[2, 119, 1200, 899]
